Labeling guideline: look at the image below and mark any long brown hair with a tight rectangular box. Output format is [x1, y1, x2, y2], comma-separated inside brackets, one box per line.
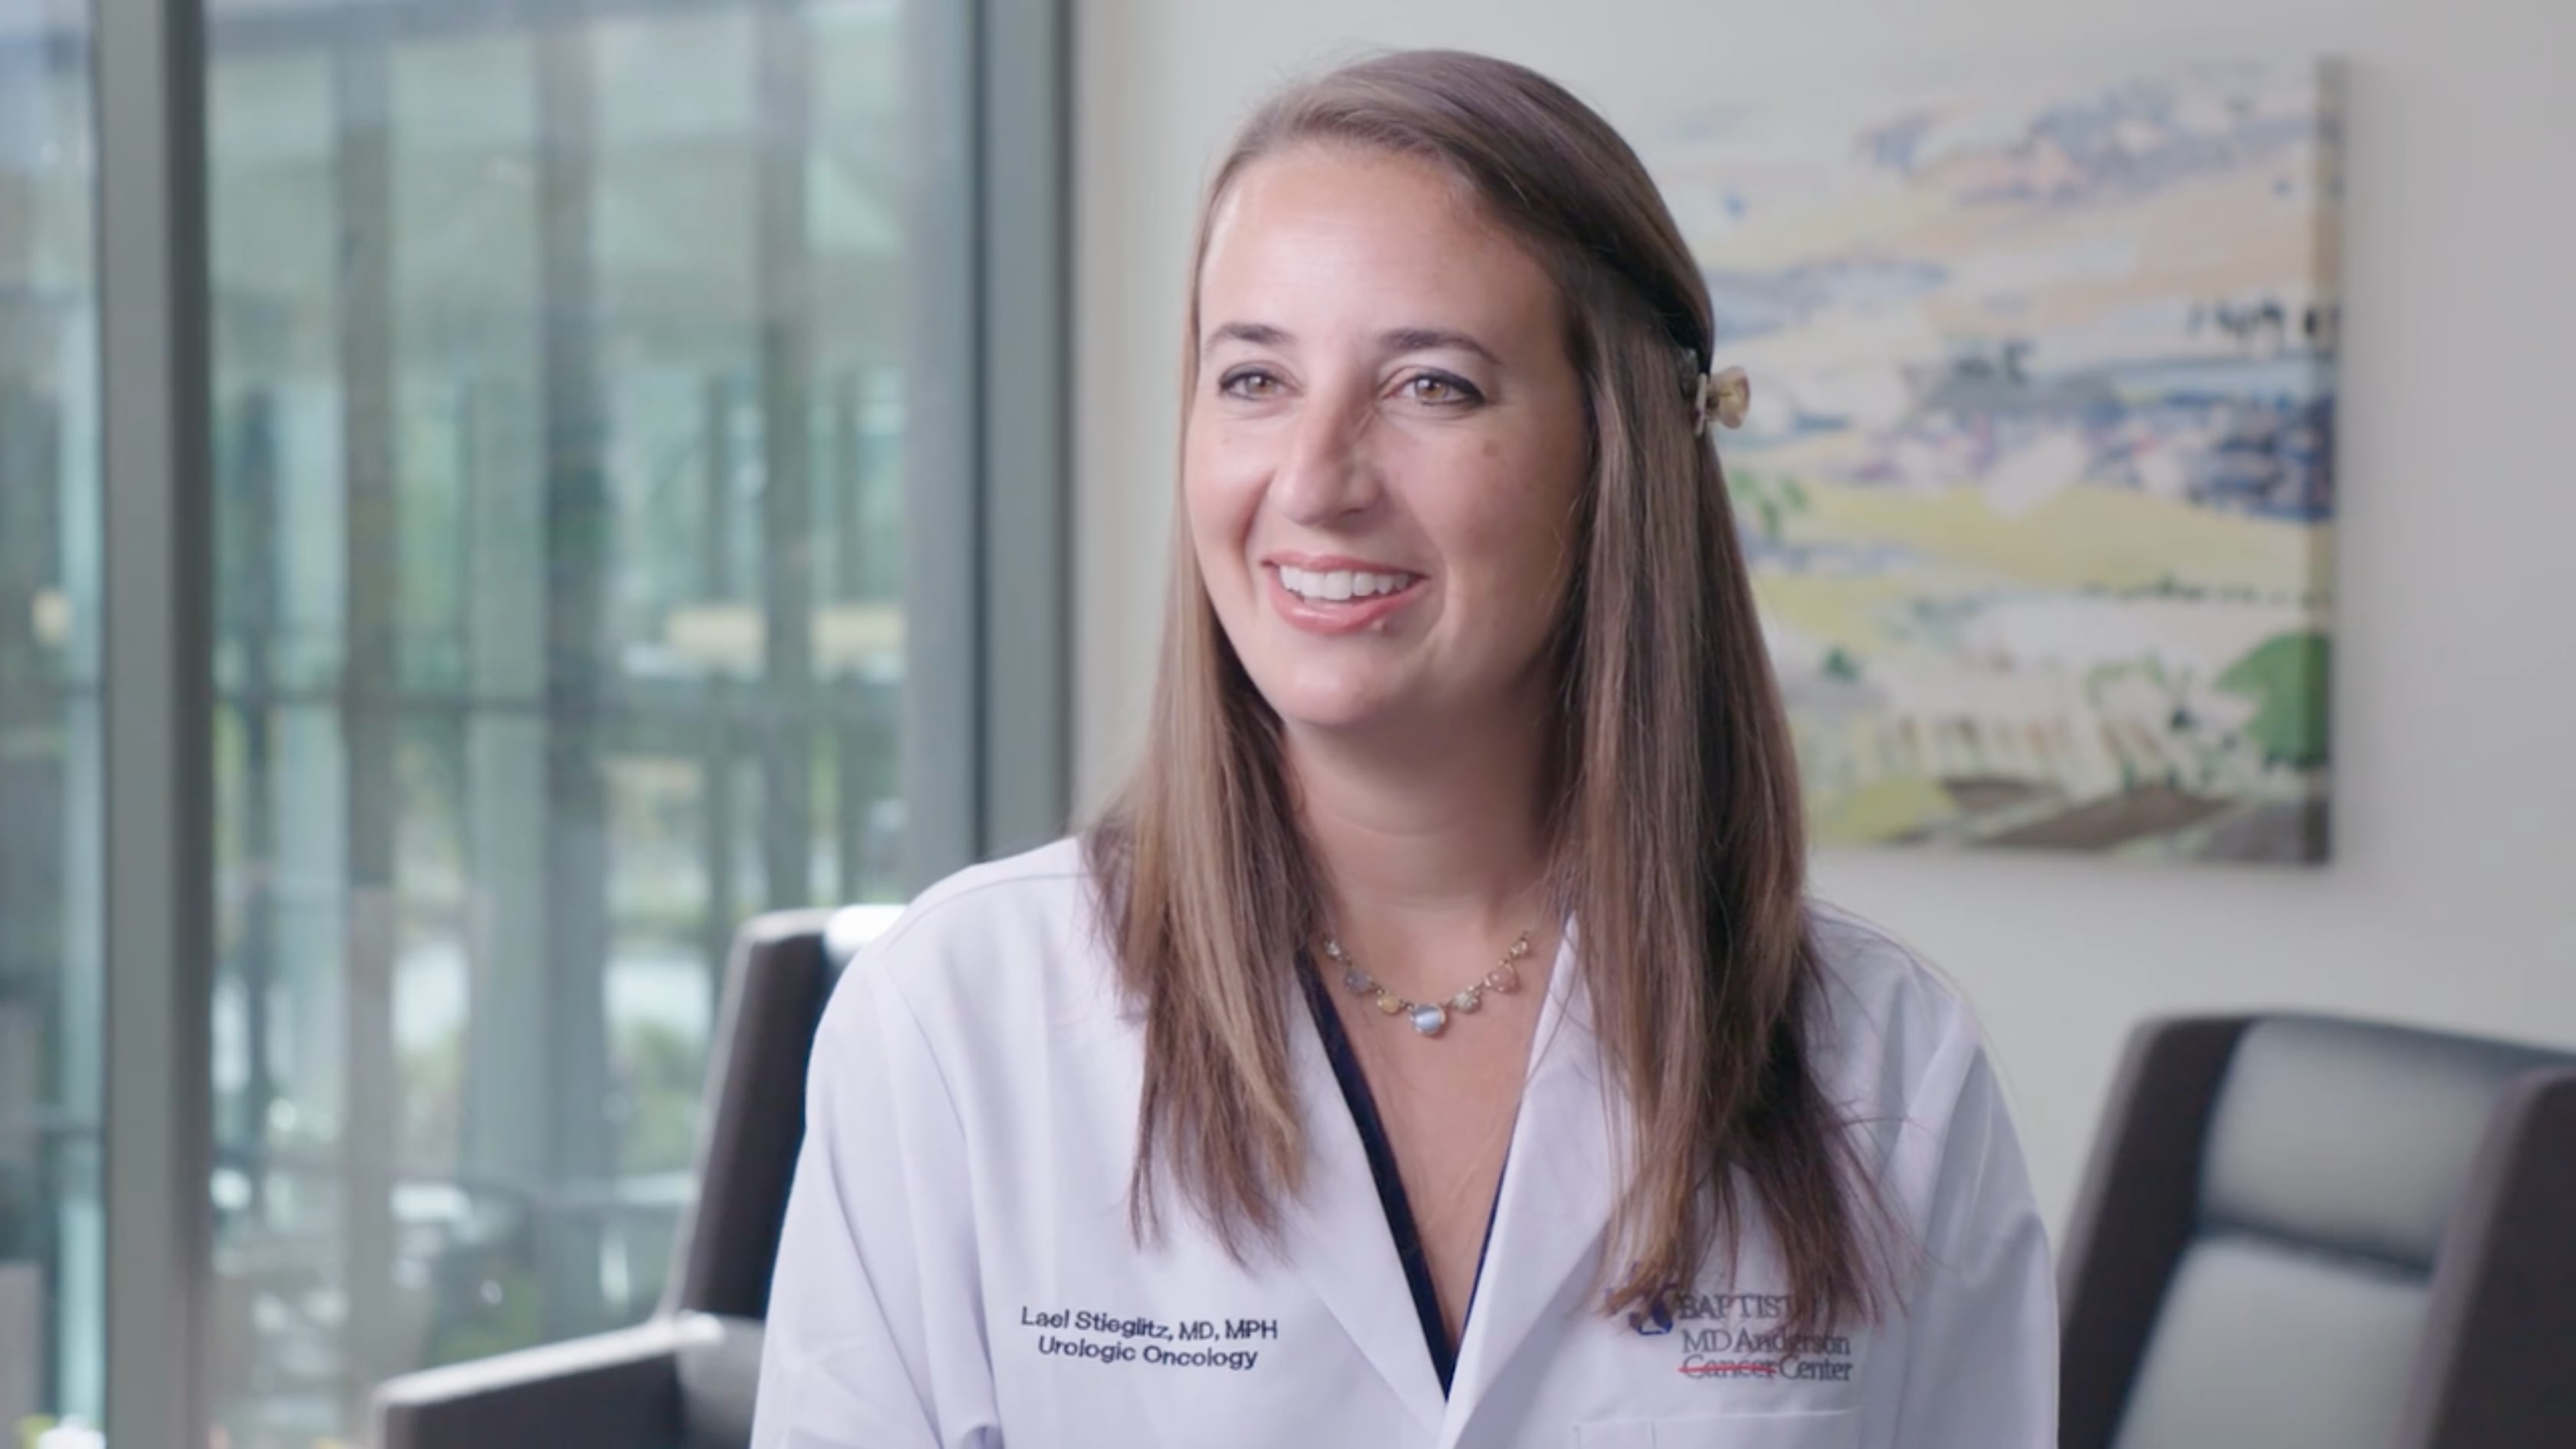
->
[1087, 49, 1888, 1339]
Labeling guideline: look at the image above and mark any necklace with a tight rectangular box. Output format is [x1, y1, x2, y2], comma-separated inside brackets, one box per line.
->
[1321, 927, 1535, 1038]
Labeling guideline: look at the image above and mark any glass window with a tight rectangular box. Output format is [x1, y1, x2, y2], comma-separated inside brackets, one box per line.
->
[0, 0, 107, 1440]
[201, 1, 917, 1440]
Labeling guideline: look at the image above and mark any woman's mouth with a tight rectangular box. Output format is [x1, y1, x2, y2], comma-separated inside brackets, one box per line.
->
[1275, 564, 1418, 602]
[1265, 563, 1424, 634]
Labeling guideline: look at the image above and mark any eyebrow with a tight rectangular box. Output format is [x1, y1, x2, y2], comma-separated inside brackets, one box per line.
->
[1199, 321, 1503, 366]
[1379, 327, 1501, 366]
[1203, 321, 1290, 356]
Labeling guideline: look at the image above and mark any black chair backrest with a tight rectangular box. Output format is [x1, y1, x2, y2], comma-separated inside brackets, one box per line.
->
[2060, 1014, 2576, 1449]
[664, 909, 843, 1321]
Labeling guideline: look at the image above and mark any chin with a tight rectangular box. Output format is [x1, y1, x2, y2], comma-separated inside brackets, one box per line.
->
[1262, 691, 1388, 736]
[1244, 665, 1404, 737]
[1270, 704, 1390, 738]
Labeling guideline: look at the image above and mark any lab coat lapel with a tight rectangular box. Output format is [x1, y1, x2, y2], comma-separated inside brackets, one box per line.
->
[1283, 999, 1449, 1438]
[1444, 931, 1619, 1437]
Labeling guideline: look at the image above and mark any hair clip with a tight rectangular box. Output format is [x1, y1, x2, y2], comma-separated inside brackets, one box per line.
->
[1688, 363, 1752, 436]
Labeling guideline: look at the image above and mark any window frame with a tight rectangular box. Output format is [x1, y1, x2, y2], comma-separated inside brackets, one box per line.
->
[85, 0, 1067, 1441]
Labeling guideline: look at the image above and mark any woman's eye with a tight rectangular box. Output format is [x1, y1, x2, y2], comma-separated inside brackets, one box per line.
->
[1402, 373, 1480, 406]
[1221, 370, 1280, 400]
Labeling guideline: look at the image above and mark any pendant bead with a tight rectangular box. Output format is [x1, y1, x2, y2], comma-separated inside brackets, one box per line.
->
[1317, 925, 1537, 1041]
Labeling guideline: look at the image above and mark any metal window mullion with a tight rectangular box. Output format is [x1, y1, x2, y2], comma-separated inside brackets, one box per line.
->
[829, 371, 874, 902]
[533, 19, 616, 1341]
[93, 0, 215, 1446]
[977, 0, 1070, 857]
[757, 3, 817, 909]
[701, 375, 740, 977]
[899, 0, 985, 892]
[332, 19, 402, 1417]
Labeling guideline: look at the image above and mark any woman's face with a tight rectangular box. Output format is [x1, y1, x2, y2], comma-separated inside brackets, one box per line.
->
[1184, 146, 1589, 744]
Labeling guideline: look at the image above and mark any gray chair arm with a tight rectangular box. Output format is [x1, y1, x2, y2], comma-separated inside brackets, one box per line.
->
[675, 1315, 767, 1449]
[2056, 1015, 2252, 1449]
[374, 1318, 701, 1449]
[2397, 1066, 2576, 1449]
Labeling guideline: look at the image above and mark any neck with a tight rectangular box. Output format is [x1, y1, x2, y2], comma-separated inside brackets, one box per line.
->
[1283, 705, 1556, 976]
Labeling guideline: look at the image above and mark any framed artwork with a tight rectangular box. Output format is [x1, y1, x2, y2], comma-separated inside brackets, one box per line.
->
[1643, 61, 2341, 862]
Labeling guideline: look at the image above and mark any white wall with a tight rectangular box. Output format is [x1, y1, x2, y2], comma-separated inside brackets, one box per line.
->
[1071, 0, 2576, 1230]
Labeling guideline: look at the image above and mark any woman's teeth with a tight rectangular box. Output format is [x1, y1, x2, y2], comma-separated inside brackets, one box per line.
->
[1277, 565, 1414, 602]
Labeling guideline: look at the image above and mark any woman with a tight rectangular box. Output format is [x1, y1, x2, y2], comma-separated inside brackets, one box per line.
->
[754, 50, 2055, 1449]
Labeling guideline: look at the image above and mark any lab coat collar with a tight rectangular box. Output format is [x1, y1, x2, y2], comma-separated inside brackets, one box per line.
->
[1283, 929, 1621, 1444]
[1443, 926, 1620, 1441]
[1284, 984, 1452, 1437]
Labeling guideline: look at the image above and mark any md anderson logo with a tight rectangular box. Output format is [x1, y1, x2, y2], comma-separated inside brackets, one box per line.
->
[1628, 1291, 1856, 1383]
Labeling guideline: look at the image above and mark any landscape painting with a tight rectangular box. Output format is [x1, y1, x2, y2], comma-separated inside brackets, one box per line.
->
[1641, 61, 2341, 862]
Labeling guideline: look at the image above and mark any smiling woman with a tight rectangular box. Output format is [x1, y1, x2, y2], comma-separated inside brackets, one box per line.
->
[1186, 146, 1588, 739]
[754, 50, 2058, 1449]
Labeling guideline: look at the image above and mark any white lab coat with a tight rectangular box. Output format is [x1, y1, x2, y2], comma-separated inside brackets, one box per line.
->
[752, 840, 2057, 1448]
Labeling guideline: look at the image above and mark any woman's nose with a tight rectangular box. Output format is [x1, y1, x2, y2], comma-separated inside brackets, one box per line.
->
[1269, 386, 1382, 526]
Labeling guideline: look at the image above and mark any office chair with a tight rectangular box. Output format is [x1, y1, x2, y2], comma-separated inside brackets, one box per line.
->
[376, 906, 870, 1449]
[2058, 1014, 2576, 1449]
